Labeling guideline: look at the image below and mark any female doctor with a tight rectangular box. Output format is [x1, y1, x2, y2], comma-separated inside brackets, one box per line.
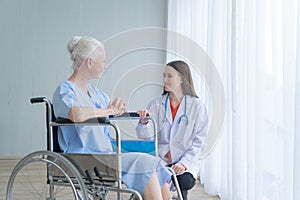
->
[136, 60, 208, 200]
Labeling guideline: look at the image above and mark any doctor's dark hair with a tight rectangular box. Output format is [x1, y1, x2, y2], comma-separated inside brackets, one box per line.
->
[162, 60, 198, 98]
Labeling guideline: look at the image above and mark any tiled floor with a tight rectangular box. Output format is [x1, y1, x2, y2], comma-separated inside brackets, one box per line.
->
[0, 158, 219, 199]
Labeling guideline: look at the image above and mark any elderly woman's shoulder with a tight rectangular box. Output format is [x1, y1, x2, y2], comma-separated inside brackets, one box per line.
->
[53, 80, 76, 96]
[59, 80, 75, 88]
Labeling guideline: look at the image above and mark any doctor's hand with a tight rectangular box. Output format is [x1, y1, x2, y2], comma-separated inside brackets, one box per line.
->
[171, 163, 186, 175]
[137, 109, 151, 124]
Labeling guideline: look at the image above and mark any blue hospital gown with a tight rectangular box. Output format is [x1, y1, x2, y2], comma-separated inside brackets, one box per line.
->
[52, 80, 171, 195]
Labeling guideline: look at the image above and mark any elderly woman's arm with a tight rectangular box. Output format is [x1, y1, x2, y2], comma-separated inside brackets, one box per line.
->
[69, 97, 126, 122]
[68, 106, 113, 122]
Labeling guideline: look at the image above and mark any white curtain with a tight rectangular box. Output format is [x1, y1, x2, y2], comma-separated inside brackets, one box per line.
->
[293, 0, 300, 198]
[167, 0, 300, 199]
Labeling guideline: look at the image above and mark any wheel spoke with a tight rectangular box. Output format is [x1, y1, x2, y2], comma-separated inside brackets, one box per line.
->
[6, 151, 88, 200]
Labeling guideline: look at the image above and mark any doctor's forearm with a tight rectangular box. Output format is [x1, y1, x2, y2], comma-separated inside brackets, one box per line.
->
[136, 123, 154, 140]
[180, 145, 202, 166]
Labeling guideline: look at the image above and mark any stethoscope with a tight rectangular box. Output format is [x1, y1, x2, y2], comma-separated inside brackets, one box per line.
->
[162, 93, 189, 125]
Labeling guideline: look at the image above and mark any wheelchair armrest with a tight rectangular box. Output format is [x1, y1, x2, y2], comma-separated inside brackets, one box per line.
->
[109, 112, 139, 119]
[55, 112, 145, 124]
[55, 117, 74, 124]
[108, 112, 149, 120]
[55, 117, 109, 124]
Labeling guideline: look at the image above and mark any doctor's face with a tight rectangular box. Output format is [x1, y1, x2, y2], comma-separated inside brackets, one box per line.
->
[163, 65, 183, 93]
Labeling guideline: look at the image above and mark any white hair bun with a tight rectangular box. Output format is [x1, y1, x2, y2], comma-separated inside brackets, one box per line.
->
[67, 36, 82, 54]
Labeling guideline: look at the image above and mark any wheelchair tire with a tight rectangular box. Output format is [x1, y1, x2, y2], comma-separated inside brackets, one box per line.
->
[6, 150, 89, 200]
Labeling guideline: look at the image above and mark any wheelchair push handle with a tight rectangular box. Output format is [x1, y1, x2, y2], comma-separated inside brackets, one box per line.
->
[30, 97, 47, 104]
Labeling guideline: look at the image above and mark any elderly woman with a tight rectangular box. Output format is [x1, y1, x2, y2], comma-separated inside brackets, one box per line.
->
[52, 36, 172, 200]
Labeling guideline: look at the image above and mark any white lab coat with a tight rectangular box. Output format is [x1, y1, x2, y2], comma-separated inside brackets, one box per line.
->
[136, 94, 208, 178]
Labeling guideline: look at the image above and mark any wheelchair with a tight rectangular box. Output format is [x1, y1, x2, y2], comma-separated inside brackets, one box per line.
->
[6, 97, 183, 200]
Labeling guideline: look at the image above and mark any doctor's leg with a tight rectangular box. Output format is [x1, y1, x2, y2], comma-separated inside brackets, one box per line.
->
[176, 172, 196, 200]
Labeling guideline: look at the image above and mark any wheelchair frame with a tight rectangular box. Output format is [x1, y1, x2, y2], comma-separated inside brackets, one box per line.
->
[6, 97, 183, 200]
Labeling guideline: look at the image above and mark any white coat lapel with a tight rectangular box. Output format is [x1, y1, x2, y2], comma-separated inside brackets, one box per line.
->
[162, 94, 173, 124]
[173, 98, 185, 125]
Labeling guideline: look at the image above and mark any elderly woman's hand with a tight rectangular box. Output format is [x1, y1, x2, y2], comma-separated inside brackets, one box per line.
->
[109, 97, 127, 116]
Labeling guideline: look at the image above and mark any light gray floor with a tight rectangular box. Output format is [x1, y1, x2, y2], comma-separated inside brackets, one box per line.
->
[0, 158, 219, 199]
[188, 179, 219, 200]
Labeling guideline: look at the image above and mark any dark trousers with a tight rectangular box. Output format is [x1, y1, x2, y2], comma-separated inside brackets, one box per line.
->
[176, 172, 196, 200]
[169, 172, 196, 200]
[167, 164, 196, 200]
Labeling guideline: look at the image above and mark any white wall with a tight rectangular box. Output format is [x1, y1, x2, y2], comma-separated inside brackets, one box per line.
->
[0, 0, 167, 156]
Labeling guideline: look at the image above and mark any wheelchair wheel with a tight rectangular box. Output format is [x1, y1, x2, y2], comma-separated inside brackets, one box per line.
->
[6, 150, 89, 200]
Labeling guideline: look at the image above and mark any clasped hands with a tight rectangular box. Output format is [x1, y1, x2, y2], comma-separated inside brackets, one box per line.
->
[109, 99, 153, 119]
[109, 97, 127, 116]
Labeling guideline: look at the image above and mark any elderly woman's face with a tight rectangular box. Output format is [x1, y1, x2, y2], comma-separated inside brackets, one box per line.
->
[90, 48, 107, 78]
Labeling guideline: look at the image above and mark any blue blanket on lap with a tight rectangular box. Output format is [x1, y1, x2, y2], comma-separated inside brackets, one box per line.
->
[111, 140, 155, 156]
